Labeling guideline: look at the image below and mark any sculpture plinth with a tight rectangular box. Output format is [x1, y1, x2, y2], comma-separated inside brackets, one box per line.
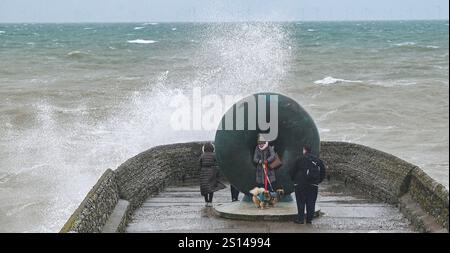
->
[214, 201, 321, 221]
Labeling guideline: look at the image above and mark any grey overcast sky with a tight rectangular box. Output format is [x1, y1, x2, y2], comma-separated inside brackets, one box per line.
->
[0, 0, 448, 23]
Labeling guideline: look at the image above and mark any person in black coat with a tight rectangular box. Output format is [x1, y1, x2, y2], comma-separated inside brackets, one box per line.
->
[199, 142, 226, 207]
[289, 144, 326, 224]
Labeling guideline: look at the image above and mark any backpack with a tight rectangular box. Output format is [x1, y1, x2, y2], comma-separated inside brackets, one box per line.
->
[306, 158, 321, 185]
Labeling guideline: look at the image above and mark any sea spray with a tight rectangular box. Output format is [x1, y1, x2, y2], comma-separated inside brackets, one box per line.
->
[0, 23, 293, 232]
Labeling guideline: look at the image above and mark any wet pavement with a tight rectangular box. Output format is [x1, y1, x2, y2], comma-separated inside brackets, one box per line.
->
[126, 180, 415, 233]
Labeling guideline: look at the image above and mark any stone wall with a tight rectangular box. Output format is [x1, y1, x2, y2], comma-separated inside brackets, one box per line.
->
[320, 141, 449, 231]
[320, 141, 413, 203]
[60, 169, 119, 233]
[409, 167, 449, 230]
[114, 142, 205, 212]
[61, 142, 207, 233]
[61, 141, 449, 232]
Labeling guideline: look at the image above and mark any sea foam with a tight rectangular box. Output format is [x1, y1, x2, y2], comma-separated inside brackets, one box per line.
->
[127, 39, 157, 44]
[314, 76, 363, 85]
[134, 27, 145, 30]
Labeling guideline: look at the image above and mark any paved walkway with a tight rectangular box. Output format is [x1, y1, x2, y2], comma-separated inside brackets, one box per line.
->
[126, 180, 414, 233]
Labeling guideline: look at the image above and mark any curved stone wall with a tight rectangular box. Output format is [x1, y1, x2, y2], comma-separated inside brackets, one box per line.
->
[61, 142, 206, 233]
[408, 167, 448, 230]
[60, 169, 119, 233]
[320, 142, 413, 203]
[61, 141, 449, 233]
[115, 142, 205, 211]
[320, 141, 448, 231]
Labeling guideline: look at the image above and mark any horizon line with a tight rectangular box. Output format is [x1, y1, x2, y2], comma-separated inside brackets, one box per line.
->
[0, 18, 448, 24]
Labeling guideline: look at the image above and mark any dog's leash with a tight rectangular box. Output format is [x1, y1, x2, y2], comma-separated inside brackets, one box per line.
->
[263, 164, 275, 193]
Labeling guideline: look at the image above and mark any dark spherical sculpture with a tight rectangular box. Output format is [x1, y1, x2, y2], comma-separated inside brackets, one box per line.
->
[214, 92, 320, 195]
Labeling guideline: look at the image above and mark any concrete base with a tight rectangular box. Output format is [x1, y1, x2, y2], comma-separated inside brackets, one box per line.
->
[214, 200, 320, 221]
[241, 194, 294, 202]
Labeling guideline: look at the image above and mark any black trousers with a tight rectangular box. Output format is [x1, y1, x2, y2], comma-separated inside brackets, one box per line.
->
[204, 192, 214, 203]
[294, 184, 318, 222]
[230, 185, 240, 201]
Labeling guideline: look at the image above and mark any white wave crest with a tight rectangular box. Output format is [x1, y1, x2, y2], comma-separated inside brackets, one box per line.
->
[127, 39, 157, 44]
[134, 27, 145, 30]
[314, 76, 363, 85]
[66, 50, 89, 58]
[394, 42, 416, 47]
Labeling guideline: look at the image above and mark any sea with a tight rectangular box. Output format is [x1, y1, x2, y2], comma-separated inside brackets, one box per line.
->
[0, 21, 448, 232]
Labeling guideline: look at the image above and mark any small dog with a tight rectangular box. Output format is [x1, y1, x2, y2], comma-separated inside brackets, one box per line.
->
[249, 187, 285, 209]
[269, 189, 285, 206]
[249, 187, 267, 209]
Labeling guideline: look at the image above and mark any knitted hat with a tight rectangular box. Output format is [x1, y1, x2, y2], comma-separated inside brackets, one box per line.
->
[257, 134, 267, 142]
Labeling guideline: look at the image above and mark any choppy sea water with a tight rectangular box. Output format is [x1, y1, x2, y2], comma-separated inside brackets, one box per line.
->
[0, 21, 448, 232]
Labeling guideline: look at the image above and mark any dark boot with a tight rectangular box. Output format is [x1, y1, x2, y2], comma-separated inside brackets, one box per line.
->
[294, 219, 304, 224]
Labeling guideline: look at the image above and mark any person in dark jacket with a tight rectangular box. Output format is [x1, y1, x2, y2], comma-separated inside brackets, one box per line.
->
[289, 144, 326, 224]
[199, 142, 226, 207]
[253, 135, 277, 190]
